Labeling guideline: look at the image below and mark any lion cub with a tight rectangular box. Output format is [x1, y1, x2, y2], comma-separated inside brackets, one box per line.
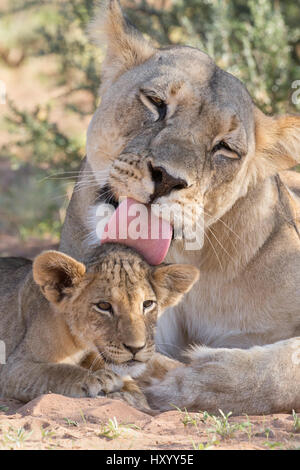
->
[0, 244, 198, 405]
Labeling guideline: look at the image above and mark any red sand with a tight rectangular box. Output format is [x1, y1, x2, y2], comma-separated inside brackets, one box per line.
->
[0, 394, 299, 450]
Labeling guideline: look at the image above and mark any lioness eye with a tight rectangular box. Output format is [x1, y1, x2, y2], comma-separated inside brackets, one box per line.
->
[140, 91, 167, 121]
[148, 96, 164, 106]
[147, 96, 167, 120]
[212, 141, 240, 160]
[94, 302, 113, 315]
[143, 300, 156, 312]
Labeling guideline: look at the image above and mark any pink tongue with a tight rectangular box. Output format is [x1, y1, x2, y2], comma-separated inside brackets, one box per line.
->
[101, 198, 172, 265]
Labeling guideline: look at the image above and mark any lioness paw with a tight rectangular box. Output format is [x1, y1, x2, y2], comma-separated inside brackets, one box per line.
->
[145, 346, 275, 414]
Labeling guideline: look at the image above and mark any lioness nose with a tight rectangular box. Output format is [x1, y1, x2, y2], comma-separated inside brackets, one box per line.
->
[149, 163, 187, 201]
[123, 343, 145, 355]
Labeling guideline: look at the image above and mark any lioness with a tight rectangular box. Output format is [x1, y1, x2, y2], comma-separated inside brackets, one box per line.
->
[58, 1, 300, 414]
[0, 244, 198, 403]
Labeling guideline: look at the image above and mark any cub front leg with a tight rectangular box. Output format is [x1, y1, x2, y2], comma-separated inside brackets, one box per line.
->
[145, 338, 300, 415]
[0, 360, 123, 402]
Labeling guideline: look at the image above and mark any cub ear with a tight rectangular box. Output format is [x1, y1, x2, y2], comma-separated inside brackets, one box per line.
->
[255, 108, 300, 172]
[89, 0, 154, 85]
[33, 251, 86, 304]
[152, 264, 199, 310]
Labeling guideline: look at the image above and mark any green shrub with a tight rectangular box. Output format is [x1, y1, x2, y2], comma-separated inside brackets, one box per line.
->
[0, 0, 299, 238]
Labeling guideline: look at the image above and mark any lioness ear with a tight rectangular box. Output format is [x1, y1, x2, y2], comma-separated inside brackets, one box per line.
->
[152, 264, 199, 310]
[255, 108, 300, 172]
[33, 251, 86, 304]
[89, 0, 154, 84]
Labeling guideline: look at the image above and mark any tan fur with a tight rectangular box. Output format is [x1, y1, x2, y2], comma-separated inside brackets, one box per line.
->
[255, 108, 300, 174]
[0, 245, 198, 406]
[58, 1, 300, 414]
[88, 0, 154, 92]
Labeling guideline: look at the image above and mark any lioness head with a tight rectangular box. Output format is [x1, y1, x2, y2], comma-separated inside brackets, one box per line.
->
[86, 0, 300, 236]
[33, 244, 199, 376]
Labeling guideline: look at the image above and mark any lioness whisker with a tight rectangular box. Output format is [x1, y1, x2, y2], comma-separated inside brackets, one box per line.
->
[207, 226, 236, 265]
[204, 231, 224, 271]
[203, 210, 243, 243]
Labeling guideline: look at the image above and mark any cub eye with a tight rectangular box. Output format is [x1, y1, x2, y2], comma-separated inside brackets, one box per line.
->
[94, 302, 113, 315]
[212, 141, 240, 160]
[143, 300, 156, 312]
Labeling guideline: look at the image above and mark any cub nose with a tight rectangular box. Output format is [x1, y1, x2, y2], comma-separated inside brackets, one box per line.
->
[123, 343, 145, 356]
[149, 163, 187, 202]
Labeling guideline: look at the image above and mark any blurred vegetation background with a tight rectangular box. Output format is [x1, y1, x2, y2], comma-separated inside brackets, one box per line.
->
[0, 0, 299, 253]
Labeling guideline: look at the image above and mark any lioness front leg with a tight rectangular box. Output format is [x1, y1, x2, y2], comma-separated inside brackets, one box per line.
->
[145, 338, 300, 415]
[137, 352, 182, 389]
[0, 360, 123, 402]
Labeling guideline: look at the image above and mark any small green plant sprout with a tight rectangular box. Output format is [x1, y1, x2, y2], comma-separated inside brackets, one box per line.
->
[172, 405, 198, 427]
[2, 426, 33, 449]
[98, 417, 138, 440]
[99, 417, 122, 440]
[263, 440, 284, 450]
[208, 410, 241, 439]
[198, 411, 210, 424]
[261, 427, 285, 449]
[40, 427, 56, 440]
[172, 405, 210, 427]
[63, 418, 79, 427]
[191, 439, 219, 450]
[79, 409, 87, 425]
[236, 415, 254, 441]
[264, 427, 273, 440]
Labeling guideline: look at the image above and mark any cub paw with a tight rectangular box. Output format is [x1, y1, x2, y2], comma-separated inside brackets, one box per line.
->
[70, 374, 103, 398]
[94, 369, 124, 394]
[70, 370, 123, 398]
[108, 377, 151, 411]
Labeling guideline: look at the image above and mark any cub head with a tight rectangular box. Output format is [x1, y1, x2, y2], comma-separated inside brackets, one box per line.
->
[87, 0, 300, 235]
[33, 245, 199, 376]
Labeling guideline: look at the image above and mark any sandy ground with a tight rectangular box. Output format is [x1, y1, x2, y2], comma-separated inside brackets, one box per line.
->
[0, 394, 299, 450]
